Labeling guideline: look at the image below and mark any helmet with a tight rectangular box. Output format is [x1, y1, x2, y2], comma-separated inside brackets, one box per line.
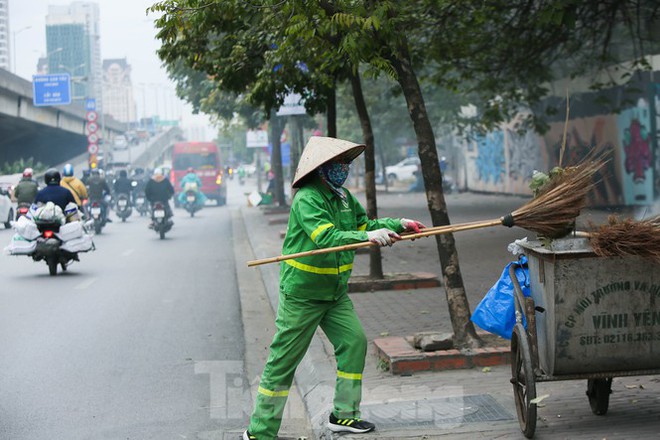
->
[44, 168, 61, 185]
[119, 169, 128, 178]
[63, 163, 74, 177]
[187, 167, 194, 174]
[153, 168, 163, 177]
[23, 168, 34, 178]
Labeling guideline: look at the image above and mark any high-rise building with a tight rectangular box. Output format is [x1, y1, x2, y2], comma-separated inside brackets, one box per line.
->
[0, 0, 10, 71]
[103, 58, 137, 123]
[45, 2, 102, 112]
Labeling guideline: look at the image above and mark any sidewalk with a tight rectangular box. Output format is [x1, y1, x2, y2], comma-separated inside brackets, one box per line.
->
[238, 191, 660, 440]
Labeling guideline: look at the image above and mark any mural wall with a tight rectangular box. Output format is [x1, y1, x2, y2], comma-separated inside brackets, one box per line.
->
[461, 92, 657, 208]
[464, 121, 542, 195]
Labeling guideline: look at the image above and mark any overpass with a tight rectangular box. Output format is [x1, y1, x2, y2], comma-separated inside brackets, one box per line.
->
[0, 69, 125, 167]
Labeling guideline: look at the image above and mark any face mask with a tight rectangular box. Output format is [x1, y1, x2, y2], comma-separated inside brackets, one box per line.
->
[321, 162, 350, 187]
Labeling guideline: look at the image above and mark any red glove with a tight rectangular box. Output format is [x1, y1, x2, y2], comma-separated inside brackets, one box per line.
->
[400, 218, 426, 233]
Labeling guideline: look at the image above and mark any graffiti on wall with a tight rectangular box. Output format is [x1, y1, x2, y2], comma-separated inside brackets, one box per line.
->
[507, 127, 541, 183]
[474, 131, 505, 185]
[543, 117, 623, 207]
[617, 99, 653, 205]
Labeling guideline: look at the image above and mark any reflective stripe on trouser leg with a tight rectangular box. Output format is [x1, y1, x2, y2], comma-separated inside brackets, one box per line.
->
[248, 292, 327, 440]
[320, 294, 368, 419]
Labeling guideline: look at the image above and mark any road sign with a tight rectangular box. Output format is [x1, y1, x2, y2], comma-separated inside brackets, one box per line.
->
[87, 121, 99, 133]
[276, 92, 306, 116]
[246, 130, 268, 148]
[87, 143, 99, 154]
[32, 74, 72, 106]
[87, 133, 99, 144]
[85, 98, 96, 111]
[86, 111, 98, 122]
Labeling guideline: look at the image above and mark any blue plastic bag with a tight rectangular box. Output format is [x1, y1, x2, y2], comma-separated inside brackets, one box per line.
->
[471, 256, 530, 339]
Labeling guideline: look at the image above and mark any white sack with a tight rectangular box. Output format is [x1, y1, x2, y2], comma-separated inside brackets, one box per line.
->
[13, 216, 40, 241]
[56, 221, 84, 241]
[60, 234, 94, 253]
[4, 234, 37, 255]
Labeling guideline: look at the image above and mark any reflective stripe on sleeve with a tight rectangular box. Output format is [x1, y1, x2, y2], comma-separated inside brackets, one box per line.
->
[310, 223, 334, 242]
[357, 223, 367, 231]
[257, 386, 289, 397]
[337, 370, 363, 380]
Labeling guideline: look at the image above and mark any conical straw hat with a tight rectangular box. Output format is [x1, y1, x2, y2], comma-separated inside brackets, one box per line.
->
[292, 136, 365, 187]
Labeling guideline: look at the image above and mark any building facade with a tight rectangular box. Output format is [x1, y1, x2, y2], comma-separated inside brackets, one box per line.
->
[102, 58, 136, 123]
[45, 2, 102, 112]
[0, 0, 9, 71]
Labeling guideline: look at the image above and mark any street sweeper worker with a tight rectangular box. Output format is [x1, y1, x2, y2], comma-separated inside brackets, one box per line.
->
[243, 136, 425, 440]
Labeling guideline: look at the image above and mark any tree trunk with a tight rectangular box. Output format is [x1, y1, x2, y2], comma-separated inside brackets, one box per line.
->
[327, 84, 337, 138]
[390, 42, 482, 349]
[269, 110, 287, 207]
[289, 116, 302, 181]
[350, 70, 384, 279]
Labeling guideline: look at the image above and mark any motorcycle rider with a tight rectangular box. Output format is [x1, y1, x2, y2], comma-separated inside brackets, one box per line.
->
[86, 168, 113, 222]
[60, 163, 88, 208]
[145, 168, 174, 223]
[12, 168, 40, 206]
[113, 169, 134, 202]
[34, 169, 77, 212]
[177, 167, 207, 208]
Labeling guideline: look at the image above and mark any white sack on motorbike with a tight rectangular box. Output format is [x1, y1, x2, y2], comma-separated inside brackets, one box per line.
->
[32, 202, 65, 224]
[13, 215, 40, 241]
[60, 234, 94, 253]
[4, 234, 38, 255]
[56, 221, 84, 241]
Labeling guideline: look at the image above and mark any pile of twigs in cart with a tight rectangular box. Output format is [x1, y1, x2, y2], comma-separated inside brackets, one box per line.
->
[587, 215, 660, 263]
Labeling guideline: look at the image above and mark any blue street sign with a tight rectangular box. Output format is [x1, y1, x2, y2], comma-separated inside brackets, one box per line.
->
[85, 98, 96, 111]
[32, 74, 71, 106]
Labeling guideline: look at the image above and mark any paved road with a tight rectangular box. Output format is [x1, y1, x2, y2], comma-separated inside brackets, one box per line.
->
[0, 194, 247, 439]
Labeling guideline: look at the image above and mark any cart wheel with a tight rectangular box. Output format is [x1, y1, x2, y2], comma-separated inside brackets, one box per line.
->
[511, 323, 537, 438]
[587, 378, 612, 415]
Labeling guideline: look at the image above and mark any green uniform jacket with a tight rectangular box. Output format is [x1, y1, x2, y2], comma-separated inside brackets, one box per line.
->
[280, 177, 403, 301]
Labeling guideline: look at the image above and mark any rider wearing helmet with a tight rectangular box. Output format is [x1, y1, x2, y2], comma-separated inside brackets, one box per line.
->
[177, 166, 207, 207]
[113, 169, 134, 197]
[34, 168, 77, 211]
[12, 168, 40, 205]
[60, 163, 88, 207]
[145, 168, 175, 219]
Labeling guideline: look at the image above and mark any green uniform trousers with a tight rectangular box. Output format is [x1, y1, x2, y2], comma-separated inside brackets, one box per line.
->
[247, 291, 368, 440]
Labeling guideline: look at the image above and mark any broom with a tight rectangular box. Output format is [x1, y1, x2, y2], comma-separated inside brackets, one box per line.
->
[587, 215, 660, 263]
[247, 151, 608, 267]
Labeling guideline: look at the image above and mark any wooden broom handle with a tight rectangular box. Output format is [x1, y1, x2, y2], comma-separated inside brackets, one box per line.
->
[246, 218, 503, 267]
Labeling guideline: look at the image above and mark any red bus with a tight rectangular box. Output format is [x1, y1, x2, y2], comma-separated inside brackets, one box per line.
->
[171, 142, 226, 205]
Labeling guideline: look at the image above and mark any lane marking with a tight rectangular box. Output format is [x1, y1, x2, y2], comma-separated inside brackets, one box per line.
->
[121, 249, 135, 257]
[75, 277, 98, 290]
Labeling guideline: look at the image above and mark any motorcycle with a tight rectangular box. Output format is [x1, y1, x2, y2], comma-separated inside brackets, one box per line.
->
[32, 220, 78, 276]
[134, 191, 149, 216]
[183, 189, 202, 217]
[150, 201, 173, 239]
[87, 200, 107, 234]
[15, 202, 31, 221]
[115, 193, 132, 222]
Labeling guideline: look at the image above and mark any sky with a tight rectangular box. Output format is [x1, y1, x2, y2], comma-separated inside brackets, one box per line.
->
[9, 0, 214, 140]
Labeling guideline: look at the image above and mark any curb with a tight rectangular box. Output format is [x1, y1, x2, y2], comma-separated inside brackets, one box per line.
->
[373, 336, 510, 375]
[267, 217, 289, 225]
[348, 272, 441, 293]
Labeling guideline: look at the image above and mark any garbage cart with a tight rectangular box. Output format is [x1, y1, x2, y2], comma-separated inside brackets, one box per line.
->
[510, 236, 660, 438]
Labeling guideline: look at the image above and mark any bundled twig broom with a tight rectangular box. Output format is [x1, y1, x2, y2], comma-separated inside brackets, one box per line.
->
[247, 151, 608, 267]
[587, 215, 660, 263]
